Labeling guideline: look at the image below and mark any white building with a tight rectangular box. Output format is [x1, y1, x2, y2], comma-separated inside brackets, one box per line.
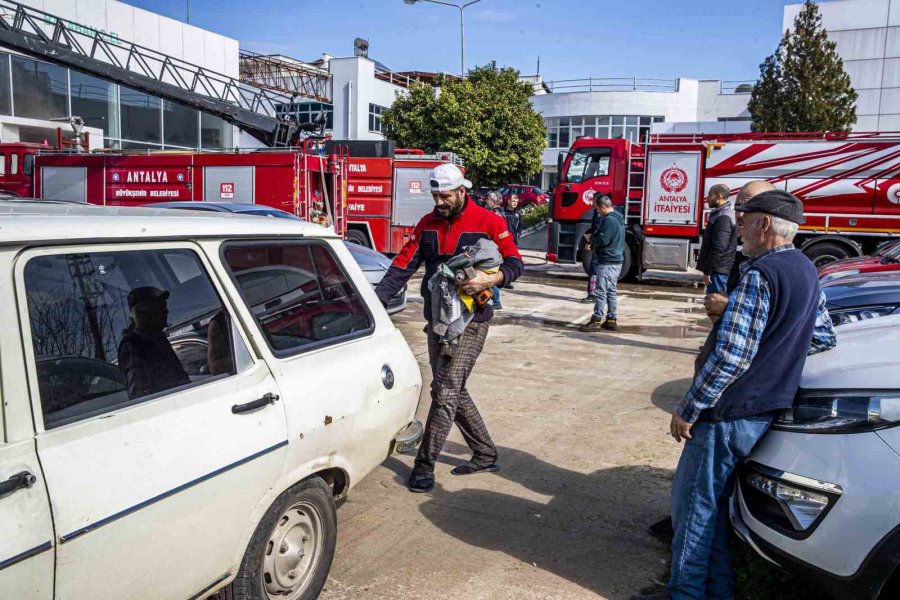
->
[785, 0, 900, 130]
[0, 0, 237, 150]
[529, 76, 751, 189]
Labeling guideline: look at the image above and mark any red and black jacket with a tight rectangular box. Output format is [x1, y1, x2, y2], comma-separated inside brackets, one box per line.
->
[375, 199, 523, 323]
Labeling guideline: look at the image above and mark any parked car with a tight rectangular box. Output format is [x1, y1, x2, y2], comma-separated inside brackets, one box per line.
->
[822, 271, 900, 326]
[147, 202, 407, 314]
[0, 202, 422, 600]
[818, 240, 900, 283]
[471, 186, 493, 206]
[732, 312, 900, 600]
[499, 184, 549, 208]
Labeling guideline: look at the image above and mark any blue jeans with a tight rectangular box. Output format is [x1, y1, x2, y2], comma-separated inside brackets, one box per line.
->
[590, 263, 621, 320]
[706, 273, 729, 295]
[668, 416, 773, 600]
[491, 285, 501, 306]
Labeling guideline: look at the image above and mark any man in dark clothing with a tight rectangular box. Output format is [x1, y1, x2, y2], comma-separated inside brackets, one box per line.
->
[697, 183, 737, 295]
[580, 195, 625, 332]
[504, 194, 523, 245]
[631, 191, 836, 600]
[485, 191, 508, 307]
[117, 286, 190, 399]
[376, 163, 523, 493]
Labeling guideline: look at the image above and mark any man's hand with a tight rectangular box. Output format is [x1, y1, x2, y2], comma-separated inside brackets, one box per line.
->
[704, 274, 711, 285]
[584, 242, 592, 252]
[705, 293, 729, 319]
[670, 412, 693, 443]
[460, 270, 503, 296]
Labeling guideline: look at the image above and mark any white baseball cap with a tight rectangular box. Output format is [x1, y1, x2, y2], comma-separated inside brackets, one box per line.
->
[429, 163, 471, 192]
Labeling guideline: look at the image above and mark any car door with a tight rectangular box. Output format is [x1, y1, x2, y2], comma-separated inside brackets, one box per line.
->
[16, 242, 287, 600]
[219, 239, 414, 488]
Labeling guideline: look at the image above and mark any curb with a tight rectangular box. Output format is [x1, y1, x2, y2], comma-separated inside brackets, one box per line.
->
[520, 221, 547, 238]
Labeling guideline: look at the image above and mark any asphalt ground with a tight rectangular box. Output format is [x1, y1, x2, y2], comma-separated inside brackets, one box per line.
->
[319, 227, 710, 600]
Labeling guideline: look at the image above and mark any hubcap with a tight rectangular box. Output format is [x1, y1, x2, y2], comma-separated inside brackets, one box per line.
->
[261, 501, 323, 599]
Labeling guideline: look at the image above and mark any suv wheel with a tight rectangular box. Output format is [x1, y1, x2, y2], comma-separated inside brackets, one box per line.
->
[218, 477, 337, 600]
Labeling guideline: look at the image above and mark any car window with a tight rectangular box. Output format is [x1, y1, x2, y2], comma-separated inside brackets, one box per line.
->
[10, 153, 18, 175]
[23, 248, 248, 429]
[346, 243, 390, 270]
[223, 241, 374, 355]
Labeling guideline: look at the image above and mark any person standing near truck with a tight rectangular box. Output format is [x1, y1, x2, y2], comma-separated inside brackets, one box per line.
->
[579, 195, 625, 332]
[375, 164, 523, 493]
[485, 192, 507, 308]
[697, 183, 737, 295]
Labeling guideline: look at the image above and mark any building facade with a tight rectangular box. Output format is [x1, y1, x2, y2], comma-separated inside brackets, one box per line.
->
[785, 0, 900, 131]
[0, 0, 236, 150]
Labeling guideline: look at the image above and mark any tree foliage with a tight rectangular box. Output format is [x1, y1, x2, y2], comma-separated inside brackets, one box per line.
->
[381, 62, 546, 186]
[748, 0, 857, 132]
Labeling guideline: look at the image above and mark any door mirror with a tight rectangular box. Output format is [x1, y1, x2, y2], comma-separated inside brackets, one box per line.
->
[557, 151, 565, 175]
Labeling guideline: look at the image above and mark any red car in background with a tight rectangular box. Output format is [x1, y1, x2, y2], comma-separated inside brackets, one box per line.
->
[818, 240, 900, 282]
[499, 184, 549, 208]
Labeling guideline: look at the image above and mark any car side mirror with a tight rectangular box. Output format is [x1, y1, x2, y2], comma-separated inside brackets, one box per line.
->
[557, 151, 565, 175]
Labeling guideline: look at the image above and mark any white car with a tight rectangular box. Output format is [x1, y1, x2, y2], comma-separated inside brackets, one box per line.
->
[732, 313, 900, 600]
[0, 202, 422, 600]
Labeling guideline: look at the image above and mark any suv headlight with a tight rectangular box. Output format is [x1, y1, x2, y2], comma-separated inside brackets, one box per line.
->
[829, 305, 899, 326]
[773, 390, 900, 433]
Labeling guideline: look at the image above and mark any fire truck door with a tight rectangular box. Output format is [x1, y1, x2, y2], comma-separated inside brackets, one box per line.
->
[203, 166, 254, 203]
[392, 167, 433, 227]
[41, 167, 87, 203]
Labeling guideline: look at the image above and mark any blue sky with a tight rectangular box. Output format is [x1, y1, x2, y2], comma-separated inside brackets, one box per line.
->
[127, 0, 796, 83]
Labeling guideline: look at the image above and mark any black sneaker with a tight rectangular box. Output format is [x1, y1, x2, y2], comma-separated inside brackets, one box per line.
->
[407, 470, 435, 493]
[579, 296, 595, 304]
[579, 316, 603, 332]
[601, 318, 619, 331]
[648, 516, 674, 540]
[493, 303, 503, 311]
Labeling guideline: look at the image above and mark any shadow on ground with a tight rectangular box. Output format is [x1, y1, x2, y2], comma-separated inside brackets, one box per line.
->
[386, 441, 674, 599]
[650, 378, 694, 414]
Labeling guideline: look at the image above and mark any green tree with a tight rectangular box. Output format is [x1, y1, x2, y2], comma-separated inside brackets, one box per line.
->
[748, 0, 857, 132]
[381, 62, 546, 186]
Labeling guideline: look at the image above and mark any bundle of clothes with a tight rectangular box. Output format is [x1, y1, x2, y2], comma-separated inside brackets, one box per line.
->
[427, 238, 502, 357]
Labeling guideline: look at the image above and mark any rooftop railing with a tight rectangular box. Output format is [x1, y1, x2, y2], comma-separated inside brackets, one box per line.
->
[719, 80, 756, 94]
[538, 78, 680, 94]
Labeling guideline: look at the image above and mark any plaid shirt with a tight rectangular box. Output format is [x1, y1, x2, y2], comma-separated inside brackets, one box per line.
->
[679, 244, 837, 423]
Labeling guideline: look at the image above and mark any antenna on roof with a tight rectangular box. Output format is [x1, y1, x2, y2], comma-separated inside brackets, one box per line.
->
[537, 55, 540, 75]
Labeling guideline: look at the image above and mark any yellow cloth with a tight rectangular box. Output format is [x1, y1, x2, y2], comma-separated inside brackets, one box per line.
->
[458, 267, 500, 312]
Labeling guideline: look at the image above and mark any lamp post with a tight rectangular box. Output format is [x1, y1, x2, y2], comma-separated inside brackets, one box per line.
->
[403, 0, 483, 77]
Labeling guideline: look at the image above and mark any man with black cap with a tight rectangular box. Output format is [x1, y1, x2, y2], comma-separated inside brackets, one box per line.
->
[375, 163, 523, 493]
[118, 286, 190, 399]
[631, 190, 836, 600]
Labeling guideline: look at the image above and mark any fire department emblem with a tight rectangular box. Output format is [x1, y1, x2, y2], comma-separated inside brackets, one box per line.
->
[887, 183, 900, 205]
[660, 166, 688, 193]
[112, 172, 120, 182]
[177, 173, 185, 182]
[582, 189, 596, 205]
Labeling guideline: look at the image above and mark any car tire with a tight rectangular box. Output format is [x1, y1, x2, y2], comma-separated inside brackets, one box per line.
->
[803, 241, 853, 268]
[345, 229, 370, 248]
[216, 477, 337, 600]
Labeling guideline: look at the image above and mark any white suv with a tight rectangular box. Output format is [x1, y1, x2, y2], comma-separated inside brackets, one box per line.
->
[733, 313, 900, 600]
[0, 203, 422, 600]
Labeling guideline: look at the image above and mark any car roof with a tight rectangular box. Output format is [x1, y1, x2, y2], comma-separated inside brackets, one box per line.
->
[802, 313, 900, 389]
[0, 201, 336, 246]
[822, 271, 900, 308]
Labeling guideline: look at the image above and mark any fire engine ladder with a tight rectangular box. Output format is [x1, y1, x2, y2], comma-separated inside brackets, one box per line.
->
[0, 0, 309, 147]
[239, 50, 330, 101]
[626, 153, 646, 227]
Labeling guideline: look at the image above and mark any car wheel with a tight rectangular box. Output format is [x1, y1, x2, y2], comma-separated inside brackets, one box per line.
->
[345, 229, 370, 248]
[218, 477, 337, 600]
[803, 242, 853, 268]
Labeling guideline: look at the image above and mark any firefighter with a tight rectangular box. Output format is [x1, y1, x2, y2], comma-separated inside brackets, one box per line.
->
[375, 163, 523, 493]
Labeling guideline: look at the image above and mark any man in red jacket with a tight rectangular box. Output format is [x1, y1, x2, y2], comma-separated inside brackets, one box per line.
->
[376, 163, 524, 493]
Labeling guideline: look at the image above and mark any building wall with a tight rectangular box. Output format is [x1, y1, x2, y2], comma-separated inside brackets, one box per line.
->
[327, 56, 402, 141]
[784, 0, 900, 130]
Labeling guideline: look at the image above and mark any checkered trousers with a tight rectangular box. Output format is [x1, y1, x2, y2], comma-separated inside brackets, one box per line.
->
[414, 321, 498, 473]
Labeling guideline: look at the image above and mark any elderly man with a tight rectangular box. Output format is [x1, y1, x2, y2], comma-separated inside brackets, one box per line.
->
[697, 183, 737, 295]
[375, 164, 523, 493]
[631, 190, 837, 600]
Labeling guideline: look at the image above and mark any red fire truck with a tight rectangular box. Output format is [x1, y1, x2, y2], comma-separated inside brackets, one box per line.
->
[0, 137, 349, 234]
[548, 131, 900, 279]
[337, 141, 460, 253]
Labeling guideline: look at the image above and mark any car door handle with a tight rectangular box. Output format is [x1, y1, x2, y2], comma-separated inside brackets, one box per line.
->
[232, 393, 280, 415]
[0, 471, 37, 500]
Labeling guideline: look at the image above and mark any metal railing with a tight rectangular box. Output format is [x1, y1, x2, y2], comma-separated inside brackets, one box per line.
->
[719, 80, 756, 94]
[239, 50, 331, 102]
[539, 77, 679, 94]
[374, 67, 414, 88]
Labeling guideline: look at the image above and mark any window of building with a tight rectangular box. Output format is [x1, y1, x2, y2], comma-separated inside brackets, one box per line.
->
[120, 86, 161, 145]
[163, 100, 199, 148]
[201, 112, 234, 149]
[368, 103, 385, 133]
[11, 55, 68, 121]
[0, 53, 11, 116]
[222, 241, 374, 355]
[70, 71, 119, 140]
[275, 101, 333, 130]
[546, 114, 664, 147]
[24, 248, 244, 429]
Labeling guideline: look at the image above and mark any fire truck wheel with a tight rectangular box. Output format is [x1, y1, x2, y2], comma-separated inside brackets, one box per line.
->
[581, 244, 636, 282]
[803, 241, 853, 268]
[346, 229, 371, 248]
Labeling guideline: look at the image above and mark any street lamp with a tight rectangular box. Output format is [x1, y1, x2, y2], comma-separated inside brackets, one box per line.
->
[403, 0, 483, 77]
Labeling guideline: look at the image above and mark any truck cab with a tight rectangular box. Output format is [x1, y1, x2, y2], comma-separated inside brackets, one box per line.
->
[0, 143, 42, 198]
[548, 137, 636, 276]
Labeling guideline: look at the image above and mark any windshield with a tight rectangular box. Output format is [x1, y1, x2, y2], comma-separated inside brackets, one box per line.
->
[565, 147, 611, 183]
[883, 243, 900, 263]
[235, 208, 301, 220]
